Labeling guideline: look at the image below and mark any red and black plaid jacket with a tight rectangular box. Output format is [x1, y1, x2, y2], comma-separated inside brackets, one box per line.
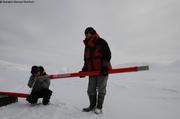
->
[82, 34, 112, 71]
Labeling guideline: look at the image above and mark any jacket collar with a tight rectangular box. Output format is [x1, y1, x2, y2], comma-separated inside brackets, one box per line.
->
[83, 33, 100, 47]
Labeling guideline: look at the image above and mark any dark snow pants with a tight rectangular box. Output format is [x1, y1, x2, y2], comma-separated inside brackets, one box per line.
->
[87, 76, 108, 97]
[26, 89, 52, 105]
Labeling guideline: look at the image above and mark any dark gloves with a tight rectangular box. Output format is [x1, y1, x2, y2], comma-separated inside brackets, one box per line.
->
[79, 71, 86, 78]
[100, 66, 108, 76]
[79, 67, 87, 78]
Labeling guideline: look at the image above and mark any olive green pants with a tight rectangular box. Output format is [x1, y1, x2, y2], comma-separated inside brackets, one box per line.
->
[87, 76, 108, 96]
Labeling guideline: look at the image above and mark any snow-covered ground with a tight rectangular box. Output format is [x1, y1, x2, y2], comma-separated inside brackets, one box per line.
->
[0, 59, 180, 119]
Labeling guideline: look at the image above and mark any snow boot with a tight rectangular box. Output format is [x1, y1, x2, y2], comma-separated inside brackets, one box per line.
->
[94, 108, 102, 114]
[26, 94, 38, 104]
[83, 95, 97, 112]
[42, 89, 52, 105]
[94, 95, 104, 114]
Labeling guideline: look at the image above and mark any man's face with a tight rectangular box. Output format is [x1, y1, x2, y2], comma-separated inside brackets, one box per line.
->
[85, 33, 92, 39]
[33, 71, 40, 76]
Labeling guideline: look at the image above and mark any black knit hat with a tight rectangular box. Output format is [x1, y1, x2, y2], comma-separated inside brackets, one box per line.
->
[84, 27, 96, 35]
[38, 66, 47, 75]
[31, 65, 39, 74]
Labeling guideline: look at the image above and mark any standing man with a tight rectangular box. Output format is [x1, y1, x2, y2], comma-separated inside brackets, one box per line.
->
[81, 27, 112, 114]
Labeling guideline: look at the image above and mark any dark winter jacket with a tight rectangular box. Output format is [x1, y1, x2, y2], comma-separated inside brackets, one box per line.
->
[28, 75, 50, 92]
[82, 33, 112, 71]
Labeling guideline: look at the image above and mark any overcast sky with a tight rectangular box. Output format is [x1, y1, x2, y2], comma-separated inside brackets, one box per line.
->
[0, 0, 180, 68]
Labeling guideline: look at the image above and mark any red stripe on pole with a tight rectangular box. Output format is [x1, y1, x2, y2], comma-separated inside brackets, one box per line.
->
[49, 66, 142, 80]
[109, 66, 138, 74]
[0, 91, 29, 98]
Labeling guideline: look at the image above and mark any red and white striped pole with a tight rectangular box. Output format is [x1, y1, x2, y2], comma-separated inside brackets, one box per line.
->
[0, 66, 149, 98]
[49, 65, 149, 79]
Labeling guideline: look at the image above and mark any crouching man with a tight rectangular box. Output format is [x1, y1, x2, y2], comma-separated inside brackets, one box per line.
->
[26, 66, 52, 105]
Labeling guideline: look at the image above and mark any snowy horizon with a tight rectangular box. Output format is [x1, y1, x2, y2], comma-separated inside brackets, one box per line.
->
[0, 0, 180, 69]
[0, 0, 180, 119]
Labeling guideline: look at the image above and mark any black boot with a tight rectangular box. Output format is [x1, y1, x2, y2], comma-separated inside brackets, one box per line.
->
[96, 95, 104, 109]
[94, 95, 105, 114]
[42, 89, 52, 105]
[83, 95, 97, 112]
[26, 93, 38, 104]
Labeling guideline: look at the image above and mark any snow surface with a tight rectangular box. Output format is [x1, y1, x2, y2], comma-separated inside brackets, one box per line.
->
[0, 60, 180, 119]
[0, 0, 180, 119]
